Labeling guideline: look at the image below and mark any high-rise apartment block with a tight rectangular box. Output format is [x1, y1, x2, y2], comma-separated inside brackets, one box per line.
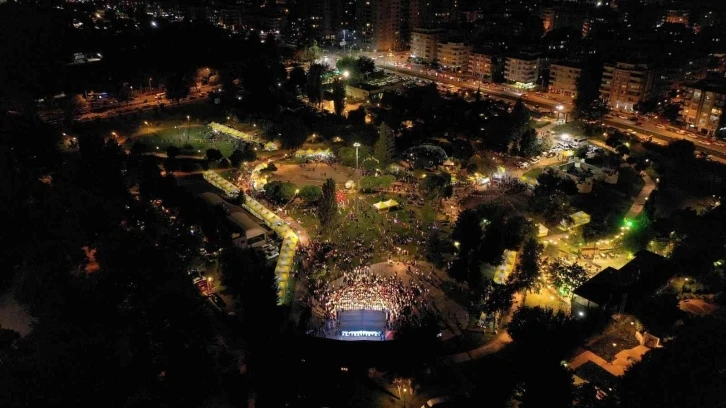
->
[410, 28, 446, 62]
[600, 62, 656, 112]
[505, 54, 542, 85]
[679, 81, 726, 137]
[550, 61, 582, 97]
[468, 49, 495, 80]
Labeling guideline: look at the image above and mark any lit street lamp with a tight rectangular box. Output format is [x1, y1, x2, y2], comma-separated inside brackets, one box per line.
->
[343, 70, 350, 79]
[353, 142, 361, 171]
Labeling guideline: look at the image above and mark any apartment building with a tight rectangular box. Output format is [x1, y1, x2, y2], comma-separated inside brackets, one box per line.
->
[550, 61, 582, 97]
[600, 62, 656, 112]
[357, 0, 402, 51]
[679, 80, 726, 137]
[469, 49, 495, 80]
[437, 41, 470, 71]
[410, 28, 446, 62]
[505, 54, 541, 85]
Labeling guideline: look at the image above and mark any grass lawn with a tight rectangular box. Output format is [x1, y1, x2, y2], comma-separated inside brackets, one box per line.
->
[129, 125, 240, 157]
[552, 120, 587, 136]
[523, 167, 544, 179]
[530, 120, 549, 129]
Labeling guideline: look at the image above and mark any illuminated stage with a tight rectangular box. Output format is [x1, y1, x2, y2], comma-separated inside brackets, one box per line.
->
[336, 309, 388, 341]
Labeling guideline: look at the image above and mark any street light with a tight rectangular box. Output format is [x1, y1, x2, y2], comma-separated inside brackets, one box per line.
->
[353, 142, 361, 171]
[343, 70, 350, 79]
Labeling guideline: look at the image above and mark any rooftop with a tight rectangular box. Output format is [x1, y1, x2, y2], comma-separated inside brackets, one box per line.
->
[574, 251, 673, 309]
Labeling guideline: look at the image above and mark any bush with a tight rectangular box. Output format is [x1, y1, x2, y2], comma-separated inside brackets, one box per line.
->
[299, 185, 322, 203]
[264, 180, 297, 203]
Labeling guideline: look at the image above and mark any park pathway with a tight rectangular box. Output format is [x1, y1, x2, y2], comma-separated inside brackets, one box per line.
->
[625, 171, 655, 218]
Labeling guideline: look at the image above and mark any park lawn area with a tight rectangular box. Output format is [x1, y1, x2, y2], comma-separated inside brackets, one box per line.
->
[129, 125, 239, 157]
[552, 120, 587, 136]
[523, 167, 544, 179]
[530, 120, 549, 129]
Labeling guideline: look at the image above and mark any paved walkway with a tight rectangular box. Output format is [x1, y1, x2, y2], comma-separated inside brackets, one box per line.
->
[625, 171, 655, 218]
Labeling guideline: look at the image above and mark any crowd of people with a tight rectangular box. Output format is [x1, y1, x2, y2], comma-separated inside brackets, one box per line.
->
[313, 266, 430, 331]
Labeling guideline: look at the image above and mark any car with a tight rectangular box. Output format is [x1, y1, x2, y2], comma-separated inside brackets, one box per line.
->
[714, 140, 725, 147]
[529, 158, 541, 165]
[676, 129, 686, 135]
[265, 251, 279, 260]
[655, 124, 665, 129]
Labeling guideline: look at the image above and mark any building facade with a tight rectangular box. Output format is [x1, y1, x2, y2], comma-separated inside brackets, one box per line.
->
[437, 41, 470, 71]
[550, 61, 582, 96]
[468, 49, 495, 80]
[505, 54, 541, 85]
[679, 81, 726, 137]
[600, 62, 656, 112]
[357, 0, 402, 51]
[410, 27, 446, 62]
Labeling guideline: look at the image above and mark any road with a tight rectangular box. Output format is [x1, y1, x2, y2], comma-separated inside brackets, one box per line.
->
[370, 61, 726, 162]
[602, 116, 726, 160]
[40, 85, 216, 123]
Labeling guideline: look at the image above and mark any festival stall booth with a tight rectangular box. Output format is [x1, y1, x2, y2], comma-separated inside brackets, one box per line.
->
[203, 171, 240, 197]
[294, 148, 334, 161]
[537, 223, 549, 238]
[208, 122, 261, 143]
[372, 199, 399, 212]
[560, 211, 591, 231]
[493, 250, 518, 284]
[203, 171, 299, 303]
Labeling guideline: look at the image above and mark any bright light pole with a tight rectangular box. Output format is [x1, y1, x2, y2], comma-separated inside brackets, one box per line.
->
[343, 70, 350, 79]
[353, 142, 360, 171]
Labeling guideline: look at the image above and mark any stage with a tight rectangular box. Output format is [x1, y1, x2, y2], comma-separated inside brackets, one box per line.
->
[336, 309, 388, 341]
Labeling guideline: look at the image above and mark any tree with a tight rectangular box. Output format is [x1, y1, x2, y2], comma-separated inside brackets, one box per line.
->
[62, 94, 87, 126]
[116, 83, 132, 105]
[574, 58, 605, 120]
[306, 63, 325, 108]
[348, 106, 366, 125]
[299, 185, 322, 203]
[220, 247, 278, 338]
[373, 123, 396, 165]
[318, 178, 339, 231]
[530, 169, 578, 224]
[336, 56, 360, 80]
[338, 145, 371, 167]
[299, 40, 322, 63]
[229, 149, 244, 167]
[289, 66, 307, 90]
[259, 163, 278, 176]
[518, 128, 542, 158]
[421, 172, 453, 201]
[356, 56, 375, 75]
[549, 260, 588, 298]
[263, 180, 296, 203]
[332, 78, 346, 116]
[619, 317, 726, 408]
[509, 238, 543, 293]
[165, 72, 193, 102]
[166, 145, 180, 159]
[205, 148, 223, 162]
[277, 118, 309, 149]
